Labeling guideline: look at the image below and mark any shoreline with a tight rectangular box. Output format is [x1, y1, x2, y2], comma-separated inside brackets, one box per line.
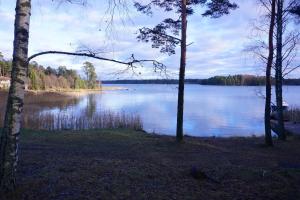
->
[0, 86, 128, 99]
[22, 86, 128, 96]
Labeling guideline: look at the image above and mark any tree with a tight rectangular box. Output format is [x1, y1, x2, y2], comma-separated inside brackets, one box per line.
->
[0, 0, 167, 191]
[82, 61, 97, 89]
[274, 0, 286, 140]
[0, 55, 12, 77]
[275, 0, 300, 141]
[0, 0, 93, 191]
[177, 0, 187, 141]
[0, 53, 4, 76]
[274, 0, 299, 140]
[28, 67, 39, 90]
[58, 65, 68, 77]
[264, 0, 276, 146]
[289, 4, 300, 16]
[45, 66, 57, 76]
[134, 0, 237, 141]
[248, 0, 299, 141]
[0, 0, 32, 191]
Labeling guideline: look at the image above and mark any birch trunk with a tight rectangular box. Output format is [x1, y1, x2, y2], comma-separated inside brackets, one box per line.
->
[176, 0, 187, 141]
[0, 0, 31, 191]
[275, 0, 286, 140]
[265, 0, 276, 146]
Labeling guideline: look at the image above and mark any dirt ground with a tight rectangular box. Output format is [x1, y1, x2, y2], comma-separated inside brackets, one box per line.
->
[2, 129, 300, 200]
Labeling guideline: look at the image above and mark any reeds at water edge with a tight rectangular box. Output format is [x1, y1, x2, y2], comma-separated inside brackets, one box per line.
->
[286, 107, 300, 123]
[0, 110, 143, 131]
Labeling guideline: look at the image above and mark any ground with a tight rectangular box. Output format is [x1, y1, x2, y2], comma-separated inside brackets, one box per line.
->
[2, 129, 300, 200]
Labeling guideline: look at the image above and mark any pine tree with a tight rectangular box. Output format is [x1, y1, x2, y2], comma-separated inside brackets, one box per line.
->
[135, 0, 237, 141]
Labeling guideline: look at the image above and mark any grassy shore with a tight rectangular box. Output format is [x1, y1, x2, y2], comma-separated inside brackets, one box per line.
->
[25, 86, 128, 96]
[2, 129, 300, 200]
[0, 86, 128, 98]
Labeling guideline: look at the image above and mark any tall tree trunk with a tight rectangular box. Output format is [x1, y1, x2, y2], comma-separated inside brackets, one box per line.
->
[265, 0, 276, 146]
[176, 0, 187, 142]
[0, 0, 31, 191]
[275, 0, 286, 140]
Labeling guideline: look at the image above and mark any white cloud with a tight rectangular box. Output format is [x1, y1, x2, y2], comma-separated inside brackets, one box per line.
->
[0, 0, 299, 79]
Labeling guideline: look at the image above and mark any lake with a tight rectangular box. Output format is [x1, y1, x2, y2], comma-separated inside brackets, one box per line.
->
[1, 84, 300, 137]
[99, 84, 300, 137]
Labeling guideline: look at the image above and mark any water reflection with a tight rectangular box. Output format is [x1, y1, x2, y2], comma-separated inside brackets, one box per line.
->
[1, 85, 300, 137]
[0, 91, 83, 127]
[85, 94, 97, 119]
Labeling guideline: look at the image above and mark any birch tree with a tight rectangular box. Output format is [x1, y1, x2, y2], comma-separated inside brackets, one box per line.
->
[274, 0, 299, 140]
[0, 0, 32, 191]
[0, 0, 166, 191]
[265, 0, 276, 146]
[0, 0, 89, 192]
[248, 0, 299, 142]
[275, 0, 285, 140]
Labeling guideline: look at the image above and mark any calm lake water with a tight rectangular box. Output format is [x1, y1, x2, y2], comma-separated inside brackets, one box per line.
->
[66, 84, 300, 137]
[1, 84, 300, 137]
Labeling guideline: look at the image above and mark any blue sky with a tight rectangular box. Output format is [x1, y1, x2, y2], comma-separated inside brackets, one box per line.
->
[0, 0, 299, 80]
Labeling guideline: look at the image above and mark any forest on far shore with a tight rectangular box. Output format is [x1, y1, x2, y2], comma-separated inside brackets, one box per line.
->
[0, 53, 100, 90]
[103, 74, 300, 86]
[2, 52, 300, 88]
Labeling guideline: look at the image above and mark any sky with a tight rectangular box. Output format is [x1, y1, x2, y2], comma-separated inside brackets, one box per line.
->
[0, 0, 299, 80]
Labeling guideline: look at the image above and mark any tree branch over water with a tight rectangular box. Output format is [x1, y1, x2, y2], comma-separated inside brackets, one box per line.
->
[27, 51, 167, 75]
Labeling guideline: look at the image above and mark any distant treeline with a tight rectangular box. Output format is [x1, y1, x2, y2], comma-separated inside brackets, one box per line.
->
[103, 75, 300, 86]
[28, 63, 86, 90]
[0, 54, 12, 77]
[201, 75, 266, 86]
[27, 61, 100, 90]
[1, 53, 100, 90]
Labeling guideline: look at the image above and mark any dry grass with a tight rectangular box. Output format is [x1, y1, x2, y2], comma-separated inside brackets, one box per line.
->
[0, 90, 81, 109]
[0, 91, 142, 131]
[286, 107, 300, 123]
[23, 111, 143, 131]
[1, 111, 143, 131]
[1, 129, 300, 200]
[26, 86, 127, 96]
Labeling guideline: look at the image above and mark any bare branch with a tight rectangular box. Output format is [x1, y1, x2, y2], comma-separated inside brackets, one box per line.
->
[28, 51, 163, 67]
[27, 51, 167, 76]
[283, 64, 300, 77]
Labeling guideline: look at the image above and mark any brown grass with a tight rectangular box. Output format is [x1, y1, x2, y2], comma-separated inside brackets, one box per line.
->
[286, 107, 300, 123]
[26, 86, 127, 96]
[23, 111, 143, 131]
[1, 110, 143, 131]
[0, 91, 142, 131]
[1, 129, 300, 200]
